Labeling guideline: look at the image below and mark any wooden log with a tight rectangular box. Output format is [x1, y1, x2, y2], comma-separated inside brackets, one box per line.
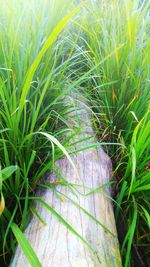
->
[11, 96, 122, 267]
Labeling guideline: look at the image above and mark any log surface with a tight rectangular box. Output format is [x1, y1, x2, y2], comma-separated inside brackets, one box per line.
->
[11, 96, 122, 267]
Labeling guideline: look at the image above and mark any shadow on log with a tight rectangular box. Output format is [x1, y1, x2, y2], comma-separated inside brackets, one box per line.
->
[11, 96, 122, 267]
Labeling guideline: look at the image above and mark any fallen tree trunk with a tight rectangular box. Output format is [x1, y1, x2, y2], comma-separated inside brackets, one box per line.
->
[11, 96, 122, 267]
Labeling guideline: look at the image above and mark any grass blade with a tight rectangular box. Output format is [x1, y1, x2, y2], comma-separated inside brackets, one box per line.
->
[11, 223, 42, 267]
[31, 197, 94, 252]
[2, 166, 18, 181]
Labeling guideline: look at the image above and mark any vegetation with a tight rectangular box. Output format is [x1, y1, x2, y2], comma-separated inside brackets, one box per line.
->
[60, 0, 150, 265]
[68, 1, 150, 266]
[0, 0, 81, 265]
[0, 0, 149, 266]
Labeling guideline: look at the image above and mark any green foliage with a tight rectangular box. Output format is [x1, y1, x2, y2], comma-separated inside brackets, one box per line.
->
[0, 0, 83, 265]
[11, 223, 42, 267]
[66, 0, 150, 266]
[0, 0, 149, 266]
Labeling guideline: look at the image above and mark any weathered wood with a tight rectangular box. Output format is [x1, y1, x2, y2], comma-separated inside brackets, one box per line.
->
[11, 96, 122, 267]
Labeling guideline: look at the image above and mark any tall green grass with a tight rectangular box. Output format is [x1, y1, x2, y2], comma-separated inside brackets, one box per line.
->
[0, 0, 83, 265]
[0, 0, 149, 266]
[65, 0, 150, 266]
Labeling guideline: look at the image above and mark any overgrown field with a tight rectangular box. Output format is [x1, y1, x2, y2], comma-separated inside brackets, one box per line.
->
[0, 0, 149, 266]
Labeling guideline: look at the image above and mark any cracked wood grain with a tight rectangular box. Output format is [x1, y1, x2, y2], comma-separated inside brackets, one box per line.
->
[11, 96, 122, 267]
